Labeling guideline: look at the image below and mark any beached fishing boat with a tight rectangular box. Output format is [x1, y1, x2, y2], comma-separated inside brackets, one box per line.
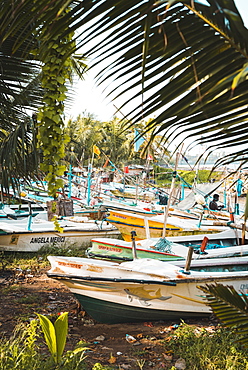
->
[47, 255, 248, 324]
[0, 204, 41, 220]
[172, 255, 248, 272]
[0, 216, 120, 252]
[87, 228, 248, 261]
[99, 197, 165, 215]
[110, 187, 156, 202]
[105, 209, 233, 241]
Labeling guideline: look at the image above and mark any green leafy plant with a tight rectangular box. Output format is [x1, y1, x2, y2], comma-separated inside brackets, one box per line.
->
[37, 312, 88, 367]
[37, 312, 68, 364]
[0, 318, 88, 370]
[57, 340, 88, 370]
[36, 12, 73, 198]
[52, 215, 64, 233]
[199, 283, 248, 348]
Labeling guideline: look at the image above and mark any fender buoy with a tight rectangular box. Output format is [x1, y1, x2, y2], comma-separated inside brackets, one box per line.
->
[200, 236, 209, 252]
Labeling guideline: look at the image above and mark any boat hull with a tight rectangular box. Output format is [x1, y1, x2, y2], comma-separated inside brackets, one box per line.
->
[47, 256, 248, 324]
[0, 222, 120, 252]
[49, 275, 247, 324]
[73, 291, 210, 324]
[88, 229, 246, 262]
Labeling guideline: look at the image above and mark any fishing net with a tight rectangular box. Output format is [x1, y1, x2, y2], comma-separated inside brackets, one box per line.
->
[153, 238, 173, 253]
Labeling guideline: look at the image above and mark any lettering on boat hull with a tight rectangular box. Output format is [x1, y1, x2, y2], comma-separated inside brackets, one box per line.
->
[30, 236, 66, 244]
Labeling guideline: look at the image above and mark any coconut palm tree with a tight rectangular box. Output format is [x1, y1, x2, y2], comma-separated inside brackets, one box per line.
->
[2, 0, 248, 195]
[65, 113, 103, 167]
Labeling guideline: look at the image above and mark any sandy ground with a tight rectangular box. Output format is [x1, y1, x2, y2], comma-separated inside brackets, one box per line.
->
[0, 267, 216, 369]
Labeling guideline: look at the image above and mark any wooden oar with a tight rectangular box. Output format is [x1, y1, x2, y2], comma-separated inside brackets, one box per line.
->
[213, 220, 248, 232]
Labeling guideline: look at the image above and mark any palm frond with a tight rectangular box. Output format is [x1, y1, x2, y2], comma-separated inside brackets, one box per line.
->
[72, 0, 248, 167]
[199, 283, 248, 348]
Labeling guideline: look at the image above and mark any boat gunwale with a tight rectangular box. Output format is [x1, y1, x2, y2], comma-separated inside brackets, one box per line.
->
[105, 219, 181, 231]
[47, 272, 248, 284]
[46, 273, 177, 285]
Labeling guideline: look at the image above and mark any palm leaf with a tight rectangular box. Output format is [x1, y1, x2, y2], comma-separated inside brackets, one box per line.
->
[73, 0, 248, 167]
[199, 283, 248, 348]
[2, 0, 248, 174]
[0, 1, 88, 193]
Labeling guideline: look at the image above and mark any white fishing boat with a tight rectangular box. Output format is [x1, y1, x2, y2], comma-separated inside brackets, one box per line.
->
[0, 204, 42, 220]
[172, 255, 248, 272]
[47, 255, 248, 324]
[0, 215, 120, 252]
[99, 197, 164, 215]
[87, 228, 248, 262]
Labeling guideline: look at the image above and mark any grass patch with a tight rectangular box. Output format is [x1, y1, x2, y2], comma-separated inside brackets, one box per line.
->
[165, 322, 248, 370]
[16, 294, 42, 305]
[0, 320, 88, 370]
[0, 244, 87, 272]
[2, 284, 23, 294]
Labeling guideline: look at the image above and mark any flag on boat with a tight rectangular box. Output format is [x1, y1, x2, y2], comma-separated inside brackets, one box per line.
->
[147, 154, 153, 161]
[93, 145, 101, 156]
[103, 158, 109, 168]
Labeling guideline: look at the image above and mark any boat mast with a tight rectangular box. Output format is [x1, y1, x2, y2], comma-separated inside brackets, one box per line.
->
[162, 150, 181, 238]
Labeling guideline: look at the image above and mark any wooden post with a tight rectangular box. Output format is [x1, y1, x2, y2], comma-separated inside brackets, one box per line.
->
[131, 230, 137, 260]
[47, 199, 73, 221]
[185, 246, 194, 271]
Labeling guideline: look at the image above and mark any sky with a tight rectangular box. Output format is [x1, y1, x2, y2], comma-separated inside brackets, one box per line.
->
[65, 0, 248, 130]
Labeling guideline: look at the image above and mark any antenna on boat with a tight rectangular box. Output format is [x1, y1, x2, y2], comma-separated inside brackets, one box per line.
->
[131, 230, 137, 260]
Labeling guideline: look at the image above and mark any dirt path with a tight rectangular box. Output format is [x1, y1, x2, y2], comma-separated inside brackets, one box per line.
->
[0, 267, 216, 369]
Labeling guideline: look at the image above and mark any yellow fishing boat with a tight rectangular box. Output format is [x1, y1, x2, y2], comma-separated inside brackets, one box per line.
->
[105, 209, 227, 242]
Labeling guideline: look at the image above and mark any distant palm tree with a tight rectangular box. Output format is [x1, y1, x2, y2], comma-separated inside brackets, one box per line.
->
[99, 117, 132, 167]
[65, 113, 103, 167]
